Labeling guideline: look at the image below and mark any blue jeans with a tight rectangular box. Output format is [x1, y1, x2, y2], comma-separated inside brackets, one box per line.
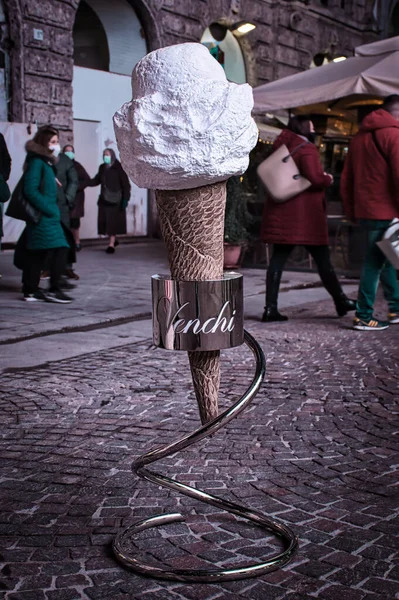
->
[356, 219, 399, 321]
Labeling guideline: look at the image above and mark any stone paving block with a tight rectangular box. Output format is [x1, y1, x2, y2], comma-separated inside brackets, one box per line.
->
[6, 593, 47, 600]
[317, 586, 371, 600]
[11, 573, 52, 591]
[361, 576, 399, 596]
[46, 590, 83, 600]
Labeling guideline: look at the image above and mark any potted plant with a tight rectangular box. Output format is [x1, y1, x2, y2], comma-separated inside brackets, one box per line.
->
[223, 176, 254, 269]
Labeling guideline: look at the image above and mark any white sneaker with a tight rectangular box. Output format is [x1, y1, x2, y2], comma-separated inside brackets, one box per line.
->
[388, 313, 399, 324]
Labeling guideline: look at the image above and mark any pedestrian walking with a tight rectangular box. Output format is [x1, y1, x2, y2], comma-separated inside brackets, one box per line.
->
[0, 133, 11, 264]
[20, 126, 72, 303]
[63, 144, 91, 252]
[87, 148, 131, 253]
[55, 143, 79, 280]
[260, 115, 356, 322]
[340, 94, 399, 331]
[40, 137, 79, 283]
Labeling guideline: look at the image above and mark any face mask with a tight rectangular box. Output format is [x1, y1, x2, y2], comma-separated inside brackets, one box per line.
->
[65, 151, 74, 161]
[49, 143, 61, 157]
[103, 155, 111, 165]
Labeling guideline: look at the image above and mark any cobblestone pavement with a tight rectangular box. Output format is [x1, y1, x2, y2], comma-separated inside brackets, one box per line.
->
[1, 297, 398, 600]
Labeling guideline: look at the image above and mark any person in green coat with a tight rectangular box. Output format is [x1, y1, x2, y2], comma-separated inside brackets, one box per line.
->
[22, 126, 72, 303]
[41, 140, 79, 282]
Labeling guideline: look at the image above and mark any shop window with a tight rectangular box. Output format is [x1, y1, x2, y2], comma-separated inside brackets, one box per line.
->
[73, 0, 110, 71]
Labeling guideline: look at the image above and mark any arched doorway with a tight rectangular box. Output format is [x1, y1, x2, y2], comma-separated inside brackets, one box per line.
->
[200, 26, 247, 84]
[72, 0, 148, 239]
[73, 1, 110, 71]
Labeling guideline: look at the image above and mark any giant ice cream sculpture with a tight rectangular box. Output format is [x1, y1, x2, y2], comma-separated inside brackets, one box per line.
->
[112, 43, 298, 582]
[114, 42, 258, 424]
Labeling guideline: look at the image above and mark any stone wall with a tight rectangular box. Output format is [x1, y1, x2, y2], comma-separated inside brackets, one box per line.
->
[3, 0, 379, 135]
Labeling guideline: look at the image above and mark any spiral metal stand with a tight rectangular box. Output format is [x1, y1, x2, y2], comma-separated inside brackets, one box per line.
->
[113, 330, 298, 582]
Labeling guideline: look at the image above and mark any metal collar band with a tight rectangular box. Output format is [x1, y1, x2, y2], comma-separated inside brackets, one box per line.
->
[152, 273, 244, 351]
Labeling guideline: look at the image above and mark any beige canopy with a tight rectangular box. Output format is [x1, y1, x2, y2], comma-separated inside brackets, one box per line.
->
[253, 37, 399, 113]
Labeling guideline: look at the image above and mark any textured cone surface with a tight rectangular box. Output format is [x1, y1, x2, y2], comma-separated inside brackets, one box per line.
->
[156, 182, 226, 424]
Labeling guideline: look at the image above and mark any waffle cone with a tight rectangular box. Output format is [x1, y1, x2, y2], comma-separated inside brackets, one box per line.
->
[156, 181, 226, 425]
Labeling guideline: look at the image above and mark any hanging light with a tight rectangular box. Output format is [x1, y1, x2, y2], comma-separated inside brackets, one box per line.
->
[230, 20, 256, 35]
[333, 55, 347, 63]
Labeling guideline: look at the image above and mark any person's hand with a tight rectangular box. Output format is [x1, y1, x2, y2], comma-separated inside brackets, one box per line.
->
[56, 178, 63, 188]
[324, 173, 334, 184]
[120, 198, 128, 210]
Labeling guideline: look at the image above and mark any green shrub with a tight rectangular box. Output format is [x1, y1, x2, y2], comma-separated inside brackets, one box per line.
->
[224, 176, 254, 244]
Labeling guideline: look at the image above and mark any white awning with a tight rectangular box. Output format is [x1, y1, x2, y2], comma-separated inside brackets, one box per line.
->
[253, 36, 399, 112]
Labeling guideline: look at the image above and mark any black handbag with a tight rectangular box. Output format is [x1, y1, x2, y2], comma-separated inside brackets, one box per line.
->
[103, 185, 122, 205]
[6, 177, 42, 224]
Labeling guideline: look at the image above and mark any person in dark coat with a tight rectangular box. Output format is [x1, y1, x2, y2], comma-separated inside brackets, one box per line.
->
[87, 148, 131, 253]
[63, 144, 91, 252]
[55, 151, 78, 229]
[0, 133, 11, 252]
[55, 145, 78, 280]
[21, 126, 72, 303]
[0, 133, 11, 181]
[260, 115, 355, 322]
[341, 95, 399, 331]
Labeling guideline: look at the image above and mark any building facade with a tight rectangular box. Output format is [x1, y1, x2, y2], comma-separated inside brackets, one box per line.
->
[0, 0, 392, 241]
[2, 0, 385, 131]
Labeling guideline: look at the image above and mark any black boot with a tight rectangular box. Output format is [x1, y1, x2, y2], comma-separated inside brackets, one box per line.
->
[262, 270, 288, 322]
[334, 294, 356, 317]
[262, 307, 288, 322]
[317, 266, 356, 317]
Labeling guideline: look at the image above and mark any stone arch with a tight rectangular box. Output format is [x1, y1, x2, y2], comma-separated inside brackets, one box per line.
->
[126, 0, 162, 52]
[200, 18, 257, 87]
[70, 0, 161, 59]
[73, 0, 150, 75]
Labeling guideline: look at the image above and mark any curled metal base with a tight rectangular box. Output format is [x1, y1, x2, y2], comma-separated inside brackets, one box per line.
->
[113, 330, 298, 582]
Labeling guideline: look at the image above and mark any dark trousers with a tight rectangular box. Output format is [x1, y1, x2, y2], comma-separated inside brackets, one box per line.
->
[266, 244, 344, 309]
[22, 247, 68, 294]
[43, 224, 76, 272]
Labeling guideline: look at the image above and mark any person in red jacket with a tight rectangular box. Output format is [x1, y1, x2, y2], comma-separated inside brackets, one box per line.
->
[340, 95, 399, 331]
[260, 115, 355, 322]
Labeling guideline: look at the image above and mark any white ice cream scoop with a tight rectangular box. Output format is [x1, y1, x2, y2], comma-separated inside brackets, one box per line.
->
[113, 42, 258, 191]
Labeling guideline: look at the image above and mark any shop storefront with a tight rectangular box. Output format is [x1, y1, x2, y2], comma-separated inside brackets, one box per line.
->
[249, 36, 399, 273]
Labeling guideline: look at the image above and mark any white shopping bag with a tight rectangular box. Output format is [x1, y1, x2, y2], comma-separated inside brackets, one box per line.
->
[377, 218, 399, 269]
